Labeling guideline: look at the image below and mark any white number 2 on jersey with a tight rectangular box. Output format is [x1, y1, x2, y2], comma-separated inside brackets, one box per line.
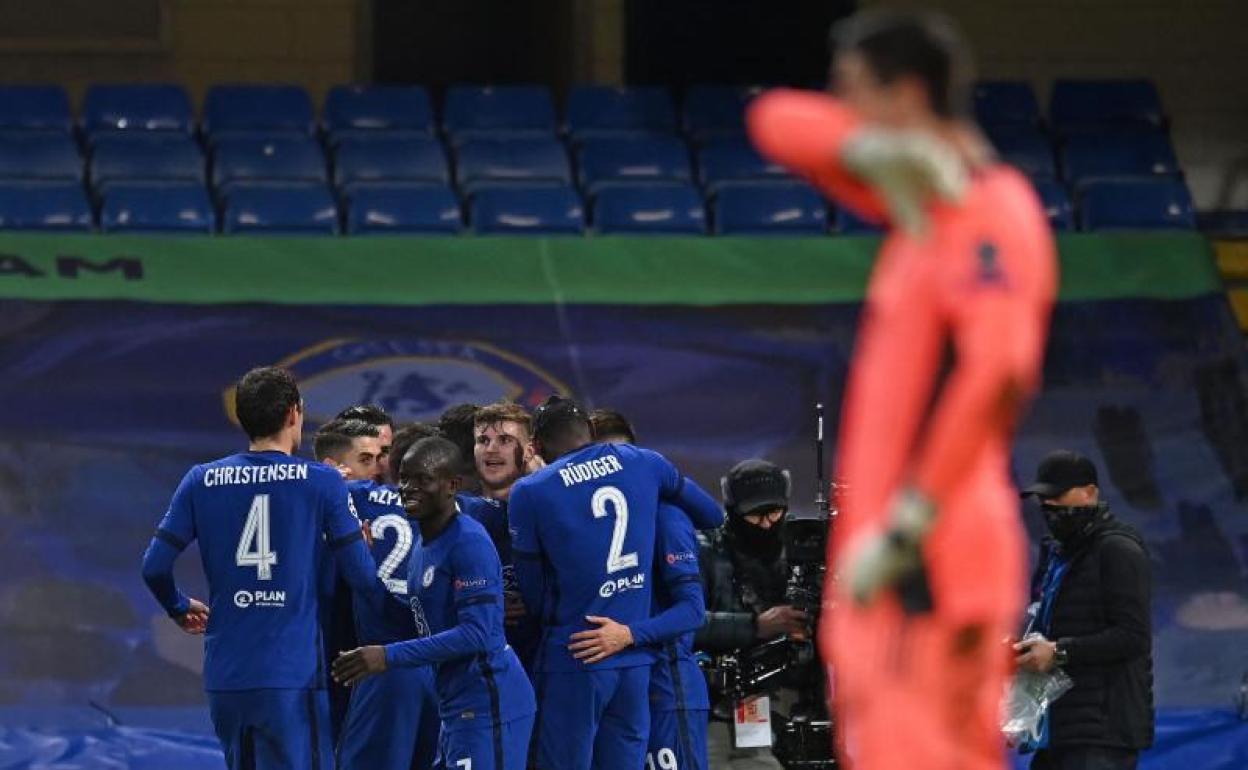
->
[591, 485, 638, 574]
[370, 514, 413, 595]
[236, 494, 278, 580]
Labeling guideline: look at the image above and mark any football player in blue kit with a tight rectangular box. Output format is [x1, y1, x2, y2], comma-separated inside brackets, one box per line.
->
[335, 422, 443, 770]
[141, 366, 385, 770]
[333, 436, 535, 770]
[589, 413, 712, 770]
[509, 396, 724, 770]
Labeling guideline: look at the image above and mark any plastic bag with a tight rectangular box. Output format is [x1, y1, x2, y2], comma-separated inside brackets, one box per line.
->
[1001, 636, 1074, 749]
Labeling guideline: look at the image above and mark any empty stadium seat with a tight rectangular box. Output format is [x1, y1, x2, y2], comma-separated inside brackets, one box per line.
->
[323, 85, 434, 136]
[470, 186, 584, 235]
[973, 81, 1040, 126]
[986, 125, 1056, 179]
[1049, 79, 1165, 129]
[345, 183, 462, 235]
[565, 86, 676, 138]
[713, 183, 827, 235]
[334, 135, 449, 190]
[100, 182, 215, 234]
[455, 137, 571, 193]
[593, 184, 706, 234]
[203, 84, 316, 137]
[0, 133, 81, 180]
[577, 136, 691, 193]
[0, 85, 72, 133]
[90, 134, 204, 189]
[443, 85, 556, 143]
[698, 137, 789, 191]
[1061, 128, 1179, 185]
[683, 85, 762, 141]
[1031, 179, 1074, 231]
[1078, 178, 1195, 231]
[221, 182, 339, 235]
[82, 84, 194, 136]
[0, 181, 92, 231]
[835, 207, 884, 235]
[213, 135, 327, 191]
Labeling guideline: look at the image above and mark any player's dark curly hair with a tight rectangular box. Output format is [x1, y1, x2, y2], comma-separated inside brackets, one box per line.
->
[402, 436, 463, 480]
[234, 366, 302, 440]
[389, 422, 443, 482]
[336, 403, 395, 430]
[589, 408, 636, 444]
[313, 418, 379, 462]
[438, 403, 480, 476]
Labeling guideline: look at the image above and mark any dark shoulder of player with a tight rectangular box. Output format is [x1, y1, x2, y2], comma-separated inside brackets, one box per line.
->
[347, 478, 377, 494]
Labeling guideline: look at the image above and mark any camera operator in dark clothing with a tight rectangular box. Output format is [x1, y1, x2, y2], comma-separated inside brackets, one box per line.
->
[1018, 450, 1154, 770]
[696, 459, 809, 656]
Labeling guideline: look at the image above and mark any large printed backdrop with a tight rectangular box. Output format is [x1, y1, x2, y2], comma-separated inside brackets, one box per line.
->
[0, 233, 1245, 768]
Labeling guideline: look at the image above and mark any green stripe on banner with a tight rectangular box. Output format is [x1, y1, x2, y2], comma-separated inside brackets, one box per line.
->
[0, 232, 1220, 306]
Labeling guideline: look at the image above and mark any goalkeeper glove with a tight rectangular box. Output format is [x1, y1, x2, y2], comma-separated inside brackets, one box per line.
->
[844, 487, 937, 614]
[841, 129, 968, 235]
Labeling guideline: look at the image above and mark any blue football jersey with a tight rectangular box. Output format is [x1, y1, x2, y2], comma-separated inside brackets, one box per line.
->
[509, 443, 723, 673]
[387, 513, 535, 733]
[649, 504, 710, 711]
[142, 451, 381, 691]
[348, 479, 421, 645]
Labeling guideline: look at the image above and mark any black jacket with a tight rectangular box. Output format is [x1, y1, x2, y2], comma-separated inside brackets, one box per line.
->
[1034, 512, 1154, 750]
[693, 527, 788, 653]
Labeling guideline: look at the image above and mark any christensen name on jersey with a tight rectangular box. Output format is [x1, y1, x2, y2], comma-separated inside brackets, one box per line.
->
[202, 463, 310, 487]
[558, 455, 624, 487]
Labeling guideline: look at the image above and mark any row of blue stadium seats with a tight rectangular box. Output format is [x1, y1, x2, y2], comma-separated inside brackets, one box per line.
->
[0, 128, 1182, 200]
[0, 79, 1164, 143]
[0, 178, 1195, 235]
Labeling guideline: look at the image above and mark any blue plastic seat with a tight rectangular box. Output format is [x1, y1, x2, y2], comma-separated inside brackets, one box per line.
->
[443, 85, 556, 143]
[82, 84, 194, 136]
[455, 137, 570, 193]
[213, 135, 327, 191]
[973, 81, 1040, 126]
[1050, 79, 1165, 129]
[592, 184, 707, 234]
[100, 181, 215, 234]
[90, 134, 204, 189]
[221, 182, 339, 235]
[986, 125, 1056, 179]
[565, 86, 676, 138]
[345, 183, 462, 235]
[334, 135, 449, 190]
[1031, 179, 1074, 231]
[203, 84, 316, 137]
[0, 181, 92, 231]
[0, 85, 72, 133]
[0, 133, 81, 180]
[1078, 178, 1195, 231]
[1061, 128, 1179, 186]
[834, 207, 884, 235]
[470, 186, 584, 235]
[577, 136, 691, 193]
[714, 183, 827, 235]
[698, 137, 789, 191]
[683, 85, 762, 141]
[323, 85, 434, 136]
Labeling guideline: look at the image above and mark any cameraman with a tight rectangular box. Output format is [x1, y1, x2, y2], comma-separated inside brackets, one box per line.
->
[697, 459, 810, 769]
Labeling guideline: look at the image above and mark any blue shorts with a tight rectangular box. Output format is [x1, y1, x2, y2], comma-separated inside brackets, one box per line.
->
[531, 666, 651, 770]
[337, 665, 440, 770]
[208, 688, 333, 770]
[647, 709, 709, 770]
[439, 714, 534, 770]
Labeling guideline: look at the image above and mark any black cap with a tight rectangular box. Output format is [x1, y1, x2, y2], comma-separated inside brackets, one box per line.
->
[1021, 450, 1098, 499]
[532, 394, 589, 442]
[724, 459, 790, 515]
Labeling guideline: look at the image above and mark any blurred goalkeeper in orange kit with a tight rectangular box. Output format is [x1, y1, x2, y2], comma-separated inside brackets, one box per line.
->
[748, 9, 1058, 770]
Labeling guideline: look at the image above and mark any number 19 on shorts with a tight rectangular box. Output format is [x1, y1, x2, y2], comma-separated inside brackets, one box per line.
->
[646, 748, 678, 770]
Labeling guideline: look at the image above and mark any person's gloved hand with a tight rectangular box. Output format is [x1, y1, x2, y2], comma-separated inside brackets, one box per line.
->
[841, 129, 968, 235]
[843, 487, 937, 613]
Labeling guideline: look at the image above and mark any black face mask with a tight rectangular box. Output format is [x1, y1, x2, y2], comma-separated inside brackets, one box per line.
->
[728, 511, 784, 559]
[1041, 501, 1107, 544]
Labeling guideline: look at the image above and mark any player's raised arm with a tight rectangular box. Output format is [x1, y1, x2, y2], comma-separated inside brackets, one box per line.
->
[507, 481, 547, 622]
[647, 449, 724, 530]
[140, 468, 209, 634]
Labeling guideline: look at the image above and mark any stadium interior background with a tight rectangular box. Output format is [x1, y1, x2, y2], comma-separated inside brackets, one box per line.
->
[1, 0, 1247, 768]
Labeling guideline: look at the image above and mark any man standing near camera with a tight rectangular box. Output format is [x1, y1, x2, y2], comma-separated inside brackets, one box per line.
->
[697, 459, 809, 769]
[1018, 450, 1154, 770]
